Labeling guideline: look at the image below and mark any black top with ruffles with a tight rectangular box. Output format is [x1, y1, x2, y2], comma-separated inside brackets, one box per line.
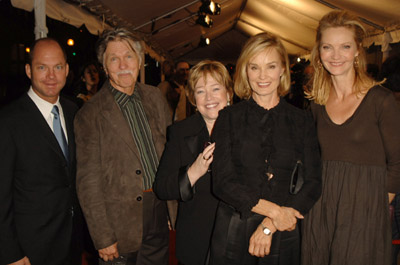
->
[211, 97, 322, 218]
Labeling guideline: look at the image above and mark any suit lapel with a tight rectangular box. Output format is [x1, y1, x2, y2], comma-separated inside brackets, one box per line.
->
[22, 95, 67, 163]
[183, 113, 207, 158]
[99, 87, 141, 160]
[185, 135, 199, 156]
[60, 98, 76, 165]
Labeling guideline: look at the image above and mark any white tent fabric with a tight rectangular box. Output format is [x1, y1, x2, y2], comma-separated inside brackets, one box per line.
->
[10, 0, 165, 62]
[33, 0, 48, 39]
[11, 0, 107, 35]
[11, 0, 400, 64]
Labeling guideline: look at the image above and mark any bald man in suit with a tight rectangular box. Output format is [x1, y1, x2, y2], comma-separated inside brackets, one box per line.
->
[0, 38, 82, 265]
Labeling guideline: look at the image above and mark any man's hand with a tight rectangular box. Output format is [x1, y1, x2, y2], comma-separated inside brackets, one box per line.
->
[99, 242, 119, 262]
[249, 218, 276, 257]
[389, 193, 396, 204]
[8, 256, 31, 265]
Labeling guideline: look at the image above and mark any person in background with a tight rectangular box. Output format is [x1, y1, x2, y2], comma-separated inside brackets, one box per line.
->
[158, 60, 175, 96]
[285, 62, 308, 109]
[0, 37, 83, 265]
[302, 64, 314, 94]
[302, 11, 400, 265]
[157, 60, 175, 121]
[74, 62, 103, 108]
[173, 60, 196, 121]
[208, 32, 322, 265]
[154, 60, 233, 265]
[159, 60, 194, 122]
[366, 63, 380, 81]
[380, 54, 400, 102]
[73, 63, 104, 265]
[74, 27, 172, 265]
[380, 54, 400, 265]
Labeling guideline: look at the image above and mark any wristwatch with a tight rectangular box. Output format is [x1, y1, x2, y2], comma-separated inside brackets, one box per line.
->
[261, 223, 272, 236]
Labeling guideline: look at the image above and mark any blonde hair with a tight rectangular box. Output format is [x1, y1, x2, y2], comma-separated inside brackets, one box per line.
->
[186, 60, 233, 106]
[234, 32, 291, 99]
[307, 10, 383, 105]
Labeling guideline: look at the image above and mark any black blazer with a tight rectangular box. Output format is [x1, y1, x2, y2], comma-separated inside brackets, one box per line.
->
[211, 98, 322, 218]
[0, 94, 82, 265]
[154, 113, 219, 265]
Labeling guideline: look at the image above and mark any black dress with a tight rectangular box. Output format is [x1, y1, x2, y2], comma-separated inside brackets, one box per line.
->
[209, 98, 322, 265]
[154, 113, 219, 265]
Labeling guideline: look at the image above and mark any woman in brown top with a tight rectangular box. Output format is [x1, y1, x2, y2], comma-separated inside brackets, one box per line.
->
[302, 11, 400, 265]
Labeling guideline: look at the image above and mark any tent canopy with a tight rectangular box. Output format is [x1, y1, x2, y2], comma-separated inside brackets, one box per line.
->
[11, 0, 400, 64]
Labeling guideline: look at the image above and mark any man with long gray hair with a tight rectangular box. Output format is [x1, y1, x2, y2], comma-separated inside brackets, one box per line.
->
[74, 27, 172, 265]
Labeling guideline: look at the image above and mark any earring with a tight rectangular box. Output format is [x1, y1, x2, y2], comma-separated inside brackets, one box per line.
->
[317, 60, 323, 69]
[354, 56, 359, 68]
[227, 99, 231, 106]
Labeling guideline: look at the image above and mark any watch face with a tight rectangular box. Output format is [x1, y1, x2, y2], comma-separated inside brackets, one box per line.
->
[263, 227, 271, 235]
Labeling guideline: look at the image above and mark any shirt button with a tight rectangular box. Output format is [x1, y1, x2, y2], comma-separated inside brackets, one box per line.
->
[136, 170, 141, 175]
[136, 196, 142, 201]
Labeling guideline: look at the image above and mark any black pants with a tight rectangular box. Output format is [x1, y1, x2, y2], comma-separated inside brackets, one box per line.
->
[99, 192, 169, 265]
[209, 202, 300, 265]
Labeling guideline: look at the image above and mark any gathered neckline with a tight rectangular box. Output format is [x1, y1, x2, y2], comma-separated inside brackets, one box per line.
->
[322, 87, 374, 127]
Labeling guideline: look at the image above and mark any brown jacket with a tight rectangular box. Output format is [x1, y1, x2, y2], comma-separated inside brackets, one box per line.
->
[74, 81, 172, 253]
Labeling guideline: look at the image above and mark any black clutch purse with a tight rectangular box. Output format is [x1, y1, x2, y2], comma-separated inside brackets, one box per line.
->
[289, 160, 304, 195]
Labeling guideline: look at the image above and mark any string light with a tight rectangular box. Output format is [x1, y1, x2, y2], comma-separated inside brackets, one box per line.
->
[199, 36, 210, 47]
[196, 14, 213, 28]
[200, 1, 221, 15]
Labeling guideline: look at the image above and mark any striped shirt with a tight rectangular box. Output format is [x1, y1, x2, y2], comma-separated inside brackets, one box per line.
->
[110, 84, 159, 190]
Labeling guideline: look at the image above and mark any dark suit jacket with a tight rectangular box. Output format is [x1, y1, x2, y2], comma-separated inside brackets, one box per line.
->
[0, 93, 81, 265]
[74, 82, 172, 254]
[154, 112, 219, 265]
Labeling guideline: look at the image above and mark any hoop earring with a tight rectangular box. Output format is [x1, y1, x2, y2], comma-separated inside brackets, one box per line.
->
[317, 60, 323, 69]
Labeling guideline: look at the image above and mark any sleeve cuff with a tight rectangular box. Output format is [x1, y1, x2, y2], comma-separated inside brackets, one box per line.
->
[238, 196, 260, 219]
[178, 165, 195, 202]
[0, 240, 24, 265]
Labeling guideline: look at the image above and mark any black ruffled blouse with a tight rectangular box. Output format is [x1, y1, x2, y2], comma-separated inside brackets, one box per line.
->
[211, 98, 322, 218]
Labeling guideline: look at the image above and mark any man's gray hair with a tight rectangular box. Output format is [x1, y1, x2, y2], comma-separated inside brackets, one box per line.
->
[96, 27, 144, 67]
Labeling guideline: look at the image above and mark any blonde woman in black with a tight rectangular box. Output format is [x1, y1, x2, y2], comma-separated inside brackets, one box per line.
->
[209, 32, 322, 265]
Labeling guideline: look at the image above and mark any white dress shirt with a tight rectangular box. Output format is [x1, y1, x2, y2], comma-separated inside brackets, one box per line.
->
[28, 87, 68, 143]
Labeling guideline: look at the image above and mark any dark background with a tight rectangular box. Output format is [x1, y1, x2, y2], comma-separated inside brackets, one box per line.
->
[0, 0, 161, 108]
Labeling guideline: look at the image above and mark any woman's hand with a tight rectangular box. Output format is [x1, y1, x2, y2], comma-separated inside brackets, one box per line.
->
[249, 218, 277, 257]
[251, 200, 303, 231]
[187, 143, 215, 186]
[270, 206, 303, 231]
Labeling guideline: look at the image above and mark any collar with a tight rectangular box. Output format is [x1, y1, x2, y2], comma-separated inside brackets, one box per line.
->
[248, 96, 283, 114]
[28, 87, 61, 117]
[109, 83, 140, 108]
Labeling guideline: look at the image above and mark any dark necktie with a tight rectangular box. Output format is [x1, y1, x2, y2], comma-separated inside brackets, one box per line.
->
[51, 105, 69, 160]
